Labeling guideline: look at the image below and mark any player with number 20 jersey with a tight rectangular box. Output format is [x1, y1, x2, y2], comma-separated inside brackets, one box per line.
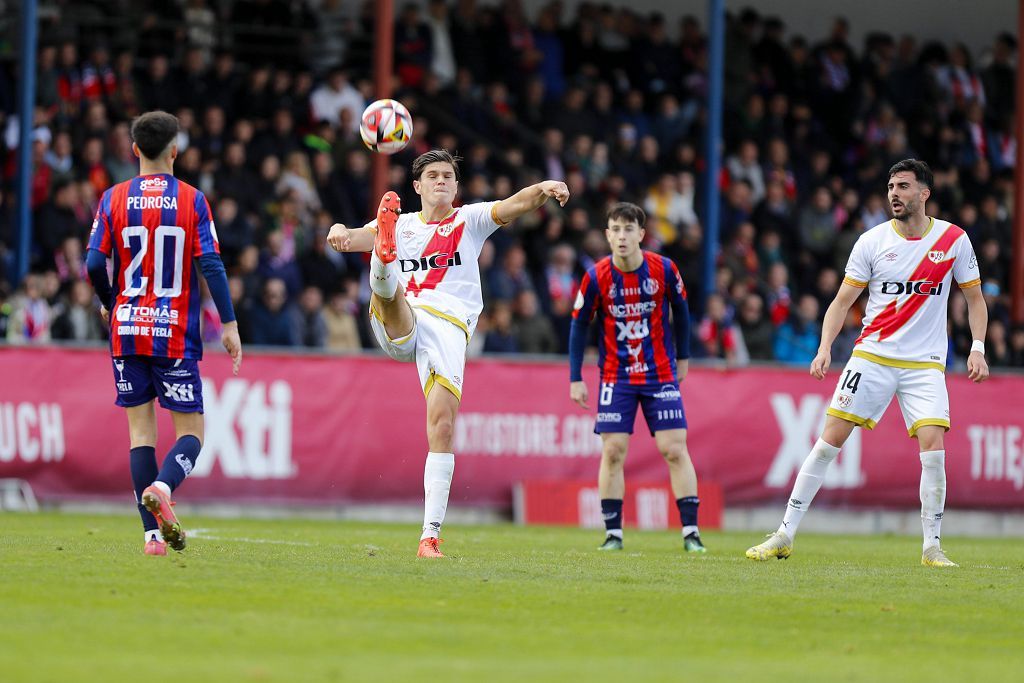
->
[86, 111, 241, 558]
[89, 172, 219, 360]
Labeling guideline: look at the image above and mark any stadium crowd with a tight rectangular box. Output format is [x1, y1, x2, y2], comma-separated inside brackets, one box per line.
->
[0, 0, 1022, 369]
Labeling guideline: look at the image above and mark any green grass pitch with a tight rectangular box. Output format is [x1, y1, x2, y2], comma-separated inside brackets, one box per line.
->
[2, 512, 1022, 682]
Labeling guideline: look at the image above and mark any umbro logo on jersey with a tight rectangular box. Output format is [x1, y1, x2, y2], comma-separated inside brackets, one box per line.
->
[880, 280, 943, 296]
[927, 250, 946, 263]
[884, 252, 899, 261]
[399, 252, 462, 272]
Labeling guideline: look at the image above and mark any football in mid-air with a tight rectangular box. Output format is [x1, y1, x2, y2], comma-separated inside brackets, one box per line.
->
[359, 99, 413, 154]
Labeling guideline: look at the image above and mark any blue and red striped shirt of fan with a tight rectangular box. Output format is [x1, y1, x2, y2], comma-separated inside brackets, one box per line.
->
[569, 252, 691, 385]
[87, 173, 220, 359]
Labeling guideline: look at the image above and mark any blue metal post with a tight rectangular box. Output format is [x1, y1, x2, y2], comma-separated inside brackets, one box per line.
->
[14, 0, 39, 285]
[702, 0, 725, 313]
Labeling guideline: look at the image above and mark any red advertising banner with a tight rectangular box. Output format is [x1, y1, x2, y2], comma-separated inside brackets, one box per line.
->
[1, 347, 1022, 510]
[514, 480, 724, 529]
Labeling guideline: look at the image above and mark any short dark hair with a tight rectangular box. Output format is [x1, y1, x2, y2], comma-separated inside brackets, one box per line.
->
[411, 149, 461, 180]
[888, 158, 933, 189]
[130, 111, 179, 160]
[607, 201, 646, 227]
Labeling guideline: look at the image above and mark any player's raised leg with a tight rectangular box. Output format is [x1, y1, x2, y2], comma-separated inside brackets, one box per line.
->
[368, 191, 402, 299]
[597, 433, 628, 550]
[368, 191, 417, 343]
[654, 429, 705, 553]
[746, 415, 856, 560]
[418, 382, 459, 558]
[915, 425, 957, 567]
[124, 400, 165, 556]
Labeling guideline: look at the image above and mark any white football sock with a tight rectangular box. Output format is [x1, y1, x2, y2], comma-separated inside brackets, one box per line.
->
[144, 530, 163, 543]
[153, 481, 171, 497]
[919, 450, 946, 551]
[778, 438, 841, 539]
[369, 251, 397, 300]
[421, 452, 455, 540]
[682, 525, 699, 537]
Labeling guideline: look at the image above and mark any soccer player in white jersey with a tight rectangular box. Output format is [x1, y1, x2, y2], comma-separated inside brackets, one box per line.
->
[327, 149, 569, 557]
[746, 159, 989, 567]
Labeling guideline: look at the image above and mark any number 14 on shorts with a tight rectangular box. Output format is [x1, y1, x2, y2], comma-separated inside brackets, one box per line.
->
[841, 370, 862, 393]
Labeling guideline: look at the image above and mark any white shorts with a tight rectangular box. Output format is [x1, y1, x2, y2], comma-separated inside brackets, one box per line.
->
[370, 305, 468, 400]
[826, 355, 950, 437]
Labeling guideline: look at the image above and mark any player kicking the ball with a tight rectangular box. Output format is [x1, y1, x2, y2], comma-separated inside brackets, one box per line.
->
[327, 149, 569, 557]
[746, 159, 988, 567]
[568, 202, 705, 553]
[86, 111, 242, 556]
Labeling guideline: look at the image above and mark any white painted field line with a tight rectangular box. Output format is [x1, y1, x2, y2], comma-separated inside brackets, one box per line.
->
[188, 528, 316, 547]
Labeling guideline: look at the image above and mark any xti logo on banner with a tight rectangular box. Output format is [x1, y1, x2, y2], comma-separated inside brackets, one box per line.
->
[192, 378, 296, 479]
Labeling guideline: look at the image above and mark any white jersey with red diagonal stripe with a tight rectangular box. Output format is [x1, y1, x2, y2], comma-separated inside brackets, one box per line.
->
[843, 218, 980, 368]
[392, 201, 502, 338]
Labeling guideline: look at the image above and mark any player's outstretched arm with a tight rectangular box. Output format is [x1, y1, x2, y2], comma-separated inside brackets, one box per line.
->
[327, 222, 376, 253]
[494, 181, 570, 225]
[962, 284, 990, 383]
[810, 282, 863, 379]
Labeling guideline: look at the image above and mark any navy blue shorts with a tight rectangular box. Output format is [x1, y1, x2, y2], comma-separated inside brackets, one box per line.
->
[594, 381, 687, 435]
[111, 356, 204, 413]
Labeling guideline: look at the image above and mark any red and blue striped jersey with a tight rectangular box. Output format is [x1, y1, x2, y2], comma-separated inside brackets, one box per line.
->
[572, 252, 688, 384]
[87, 173, 220, 359]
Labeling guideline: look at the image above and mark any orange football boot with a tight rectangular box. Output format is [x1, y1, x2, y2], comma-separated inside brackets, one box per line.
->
[141, 485, 186, 551]
[417, 537, 445, 558]
[374, 190, 402, 264]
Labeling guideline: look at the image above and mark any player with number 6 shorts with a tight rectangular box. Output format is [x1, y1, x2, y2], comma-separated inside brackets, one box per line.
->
[327, 149, 569, 558]
[568, 202, 706, 554]
[745, 159, 989, 567]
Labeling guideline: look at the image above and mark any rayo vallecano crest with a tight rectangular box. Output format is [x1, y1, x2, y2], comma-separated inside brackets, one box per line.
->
[927, 250, 945, 264]
[437, 220, 463, 237]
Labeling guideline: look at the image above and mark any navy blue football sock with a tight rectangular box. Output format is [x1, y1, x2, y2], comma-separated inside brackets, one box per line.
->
[601, 498, 624, 535]
[677, 496, 700, 529]
[156, 435, 202, 493]
[130, 446, 159, 531]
